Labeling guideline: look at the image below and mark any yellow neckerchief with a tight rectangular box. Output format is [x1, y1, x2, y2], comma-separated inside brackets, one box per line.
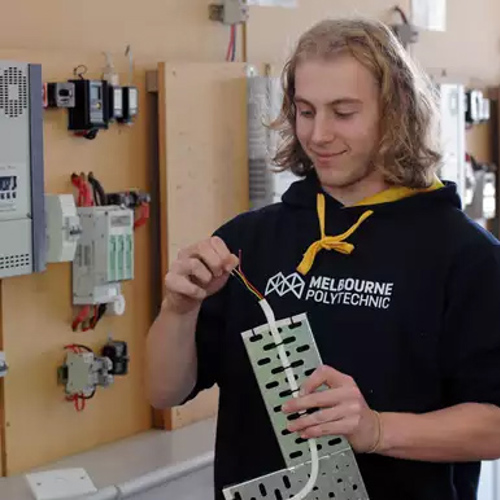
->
[296, 177, 444, 275]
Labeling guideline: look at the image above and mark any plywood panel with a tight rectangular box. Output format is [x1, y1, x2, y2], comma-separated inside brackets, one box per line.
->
[0, 48, 154, 476]
[0, 0, 237, 63]
[157, 62, 249, 429]
[466, 123, 493, 164]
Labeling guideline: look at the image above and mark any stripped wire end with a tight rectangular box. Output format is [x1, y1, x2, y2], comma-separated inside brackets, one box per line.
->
[229, 251, 264, 301]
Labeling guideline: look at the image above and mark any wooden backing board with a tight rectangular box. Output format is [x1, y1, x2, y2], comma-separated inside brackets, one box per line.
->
[155, 62, 249, 429]
[0, 49, 153, 475]
[466, 122, 493, 164]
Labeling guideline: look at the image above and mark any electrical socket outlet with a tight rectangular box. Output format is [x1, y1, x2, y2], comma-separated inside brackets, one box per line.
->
[25, 468, 97, 500]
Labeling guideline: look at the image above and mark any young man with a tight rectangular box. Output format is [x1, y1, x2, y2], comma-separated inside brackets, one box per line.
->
[147, 18, 500, 500]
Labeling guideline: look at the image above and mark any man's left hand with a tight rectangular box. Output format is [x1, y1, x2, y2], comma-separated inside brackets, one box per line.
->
[281, 365, 380, 453]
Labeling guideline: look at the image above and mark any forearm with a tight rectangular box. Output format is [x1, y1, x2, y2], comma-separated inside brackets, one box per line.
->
[377, 403, 500, 462]
[146, 300, 200, 409]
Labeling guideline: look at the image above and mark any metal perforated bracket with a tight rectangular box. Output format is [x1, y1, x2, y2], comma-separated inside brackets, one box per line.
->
[222, 312, 369, 500]
[223, 449, 367, 500]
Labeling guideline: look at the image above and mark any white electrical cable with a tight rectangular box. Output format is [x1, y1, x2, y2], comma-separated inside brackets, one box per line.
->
[259, 299, 319, 500]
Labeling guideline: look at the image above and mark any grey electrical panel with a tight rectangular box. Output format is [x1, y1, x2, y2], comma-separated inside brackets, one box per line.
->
[0, 61, 45, 278]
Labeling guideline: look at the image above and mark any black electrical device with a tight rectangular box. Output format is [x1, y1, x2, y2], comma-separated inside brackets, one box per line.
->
[102, 341, 129, 376]
[68, 79, 108, 138]
[117, 86, 139, 124]
[106, 190, 151, 208]
[465, 90, 481, 125]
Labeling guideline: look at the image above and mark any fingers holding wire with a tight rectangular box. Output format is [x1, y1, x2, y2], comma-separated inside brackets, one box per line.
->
[181, 257, 213, 288]
[165, 260, 208, 301]
[196, 239, 227, 278]
[211, 236, 239, 273]
[179, 237, 237, 278]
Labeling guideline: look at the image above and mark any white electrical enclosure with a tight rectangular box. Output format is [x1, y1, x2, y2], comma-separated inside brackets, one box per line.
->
[72, 206, 134, 305]
[45, 194, 81, 263]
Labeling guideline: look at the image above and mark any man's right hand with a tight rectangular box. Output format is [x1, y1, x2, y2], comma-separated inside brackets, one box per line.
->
[163, 236, 239, 315]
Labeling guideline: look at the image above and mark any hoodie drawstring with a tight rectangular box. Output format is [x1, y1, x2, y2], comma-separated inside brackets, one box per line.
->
[297, 193, 373, 275]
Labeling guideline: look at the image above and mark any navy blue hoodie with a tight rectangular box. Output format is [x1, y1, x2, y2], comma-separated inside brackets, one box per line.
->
[186, 171, 500, 500]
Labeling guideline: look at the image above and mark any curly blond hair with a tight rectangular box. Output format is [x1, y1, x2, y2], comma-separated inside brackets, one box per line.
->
[271, 18, 442, 189]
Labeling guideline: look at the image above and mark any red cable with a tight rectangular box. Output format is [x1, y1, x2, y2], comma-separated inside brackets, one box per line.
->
[134, 203, 150, 229]
[74, 396, 85, 412]
[71, 305, 91, 331]
[79, 174, 93, 207]
[237, 250, 264, 299]
[64, 345, 88, 411]
[226, 25, 235, 61]
[71, 173, 93, 207]
[71, 175, 84, 206]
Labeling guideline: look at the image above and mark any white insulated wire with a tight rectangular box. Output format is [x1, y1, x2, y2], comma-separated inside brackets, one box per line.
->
[259, 298, 319, 500]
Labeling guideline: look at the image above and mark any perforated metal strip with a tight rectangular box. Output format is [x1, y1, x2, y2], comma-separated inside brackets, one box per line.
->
[222, 312, 369, 500]
[242, 313, 353, 466]
[223, 450, 367, 500]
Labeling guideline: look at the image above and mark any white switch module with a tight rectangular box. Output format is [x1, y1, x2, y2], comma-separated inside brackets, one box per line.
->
[25, 468, 97, 500]
[45, 194, 82, 263]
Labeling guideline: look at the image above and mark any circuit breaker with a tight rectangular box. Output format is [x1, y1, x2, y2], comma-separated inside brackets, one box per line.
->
[58, 350, 113, 398]
[0, 60, 46, 278]
[72, 206, 134, 305]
